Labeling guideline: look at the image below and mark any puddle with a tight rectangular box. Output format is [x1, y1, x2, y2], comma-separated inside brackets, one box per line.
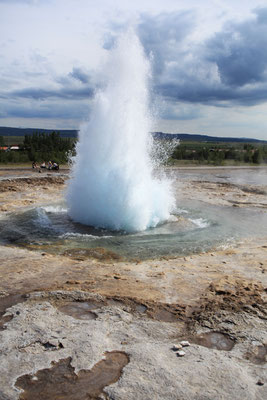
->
[16, 352, 129, 400]
[0, 314, 13, 331]
[192, 332, 235, 351]
[0, 294, 26, 331]
[245, 344, 267, 365]
[52, 294, 185, 323]
[151, 309, 178, 323]
[135, 304, 147, 313]
[57, 302, 99, 320]
[147, 303, 186, 323]
[106, 296, 185, 322]
[106, 296, 182, 322]
[107, 298, 125, 308]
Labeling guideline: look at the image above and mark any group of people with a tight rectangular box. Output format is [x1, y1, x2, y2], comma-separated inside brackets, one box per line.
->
[32, 161, 59, 171]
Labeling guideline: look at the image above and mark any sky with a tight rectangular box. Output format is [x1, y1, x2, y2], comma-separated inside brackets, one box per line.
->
[0, 0, 267, 140]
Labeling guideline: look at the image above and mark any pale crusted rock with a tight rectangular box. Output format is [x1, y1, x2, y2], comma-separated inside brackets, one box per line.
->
[172, 344, 183, 351]
[176, 350, 186, 357]
[180, 340, 190, 347]
[0, 295, 266, 400]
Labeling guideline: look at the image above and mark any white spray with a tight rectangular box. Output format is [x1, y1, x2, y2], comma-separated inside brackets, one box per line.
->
[66, 30, 175, 232]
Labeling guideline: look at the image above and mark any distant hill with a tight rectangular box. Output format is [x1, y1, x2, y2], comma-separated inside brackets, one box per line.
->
[0, 126, 266, 143]
[0, 126, 78, 138]
[152, 132, 267, 143]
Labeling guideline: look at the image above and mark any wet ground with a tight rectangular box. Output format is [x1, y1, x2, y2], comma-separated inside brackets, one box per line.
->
[16, 352, 129, 400]
[0, 169, 266, 260]
[0, 166, 266, 399]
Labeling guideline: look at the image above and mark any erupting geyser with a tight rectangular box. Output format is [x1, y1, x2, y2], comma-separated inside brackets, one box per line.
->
[67, 30, 175, 232]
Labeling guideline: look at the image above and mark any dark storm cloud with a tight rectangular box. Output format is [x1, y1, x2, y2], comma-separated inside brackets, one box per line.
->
[104, 11, 195, 73]
[11, 85, 94, 100]
[138, 11, 195, 75]
[0, 100, 89, 119]
[3, 7, 267, 123]
[256, 7, 267, 23]
[69, 67, 90, 84]
[0, 63, 94, 120]
[0, 63, 95, 120]
[157, 80, 267, 106]
[205, 8, 267, 87]
[137, 8, 267, 107]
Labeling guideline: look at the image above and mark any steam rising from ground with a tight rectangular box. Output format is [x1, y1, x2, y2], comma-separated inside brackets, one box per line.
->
[67, 30, 175, 232]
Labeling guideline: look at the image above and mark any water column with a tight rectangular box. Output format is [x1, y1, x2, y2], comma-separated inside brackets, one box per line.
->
[67, 30, 174, 232]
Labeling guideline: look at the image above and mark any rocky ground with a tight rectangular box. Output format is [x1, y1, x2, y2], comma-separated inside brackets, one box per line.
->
[0, 167, 266, 400]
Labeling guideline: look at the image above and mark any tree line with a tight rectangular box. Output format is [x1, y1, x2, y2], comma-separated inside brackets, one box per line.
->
[0, 132, 266, 165]
[171, 142, 267, 165]
[0, 132, 75, 164]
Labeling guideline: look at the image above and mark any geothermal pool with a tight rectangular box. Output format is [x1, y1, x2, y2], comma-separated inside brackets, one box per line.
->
[0, 194, 266, 260]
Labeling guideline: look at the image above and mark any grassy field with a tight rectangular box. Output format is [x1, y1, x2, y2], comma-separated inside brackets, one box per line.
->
[170, 140, 267, 165]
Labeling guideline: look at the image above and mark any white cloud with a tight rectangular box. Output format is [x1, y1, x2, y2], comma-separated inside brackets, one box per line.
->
[0, 0, 267, 139]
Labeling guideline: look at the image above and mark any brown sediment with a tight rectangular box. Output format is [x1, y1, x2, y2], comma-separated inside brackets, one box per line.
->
[16, 352, 129, 400]
[188, 277, 266, 324]
[191, 332, 235, 351]
[0, 314, 13, 331]
[52, 295, 187, 323]
[179, 178, 267, 209]
[0, 168, 266, 400]
[89, 277, 266, 324]
[244, 344, 267, 365]
[0, 176, 66, 192]
[105, 295, 187, 322]
[142, 301, 186, 322]
[62, 247, 123, 262]
[18, 242, 67, 253]
[57, 301, 98, 320]
[0, 175, 67, 213]
[191, 181, 267, 196]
